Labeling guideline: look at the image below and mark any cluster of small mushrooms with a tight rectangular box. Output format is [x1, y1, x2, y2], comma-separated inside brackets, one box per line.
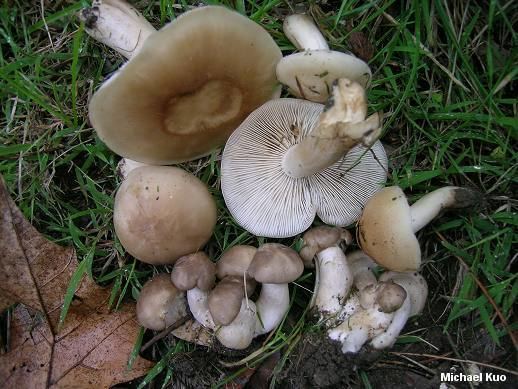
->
[81, 1, 480, 353]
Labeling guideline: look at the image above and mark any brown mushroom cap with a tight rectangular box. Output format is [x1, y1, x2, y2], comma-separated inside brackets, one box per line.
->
[208, 276, 245, 325]
[358, 186, 421, 271]
[216, 245, 257, 279]
[299, 226, 352, 267]
[113, 166, 217, 265]
[89, 6, 282, 164]
[247, 243, 304, 283]
[136, 274, 187, 330]
[171, 252, 216, 291]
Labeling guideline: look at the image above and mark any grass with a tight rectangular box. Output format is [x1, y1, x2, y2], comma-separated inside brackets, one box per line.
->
[1, 0, 516, 387]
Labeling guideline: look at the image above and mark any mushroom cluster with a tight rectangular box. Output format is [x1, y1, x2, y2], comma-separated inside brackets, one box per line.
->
[135, 244, 303, 350]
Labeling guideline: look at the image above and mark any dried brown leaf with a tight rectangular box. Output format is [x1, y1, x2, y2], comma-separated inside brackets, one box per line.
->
[0, 177, 153, 388]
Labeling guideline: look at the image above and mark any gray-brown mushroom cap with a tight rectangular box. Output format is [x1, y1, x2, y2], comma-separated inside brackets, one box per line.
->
[113, 166, 217, 265]
[216, 245, 257, 279]
[208, 276, 245, 325]
[221, 98, 387, 238]
[136, 274, 187, 331]
[247, 243, 304, 283]
[299, 226, 352, 267]
[171, 252, 216, 291]
[89, 6, 282, 164]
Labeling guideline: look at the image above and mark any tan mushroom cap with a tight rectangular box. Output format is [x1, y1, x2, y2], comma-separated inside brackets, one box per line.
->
[208, 276, 245, 325]
[171, 252, 216, 291]
[136, 274, 187, 331]
[358, 186, 421, 271]
[216, 245, 257, 279]
[113, 166, 217, 265]
[247, 243, 304, 283]
[89, 6, 282, 164]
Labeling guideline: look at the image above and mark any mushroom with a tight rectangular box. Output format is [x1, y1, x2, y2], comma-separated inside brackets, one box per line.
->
[86, 5, 282, 164]
[136, 274, 187, 331]
[221, 78, 387, 238]
[208, 276, 246, 326]
[247, 243, 304, 335]
[347, 250, 377, 292]
[216, 245, 258, 296]
[277, 14, 371, 102]
[300, 227, 353, 322]
[327, 281, 406, 353]
[113, 166, 217, 265]
[171, 252, 216, 292]
[370, 271, 428, 349]
[215, 299, 257, 350]
[358, 186, 481, 271]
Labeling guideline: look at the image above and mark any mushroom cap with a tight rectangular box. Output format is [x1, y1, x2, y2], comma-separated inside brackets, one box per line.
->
[208, 276, 244, 325]
[113, 166, 217, 264]
[171, 252, 216, 291]
[299, 226, 352, 266]
[89, 6, 282, 164]
[358, 186, 421, 271]
[276, 50, 371, 102]
[216, 245, 257, 279]
[216, 299, 257, 350]
[221, 98, 387, 238]
[379, 271, 428, 316]
[247, 243, 303, 283]
[136, 274, 187, 331]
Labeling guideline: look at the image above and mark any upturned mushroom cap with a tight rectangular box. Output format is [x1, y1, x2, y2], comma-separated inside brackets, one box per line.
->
[358, 186, 420, 271]
[89, 6, 282, 164]
[171, 252, 216, 291]
[276, 51, 371, 103]
[221, 98, 387, 238]
[247, 243, 303, 283]
[208, 276, 245, 325]
[113, 166, 217, 264]
[299, 226, 352, 267]
[136, 274, 187, 331]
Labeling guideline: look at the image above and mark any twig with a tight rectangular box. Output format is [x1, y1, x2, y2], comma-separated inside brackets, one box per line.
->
[435, 231, 518, 349]
[140, 316, 190, 353]
[389, 352, 518, 376]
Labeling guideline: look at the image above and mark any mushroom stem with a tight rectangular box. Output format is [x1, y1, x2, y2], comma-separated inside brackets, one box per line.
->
[370, 296, 411, 349]
[310, 246, 353, 321]
[186, 287, 215, 329]
[283, 14, 330, 51]
[410, 186, 481, 232]
[79, 0, 156, 59]
[254, 283, 290, 336]
[282, 79, 382, 178]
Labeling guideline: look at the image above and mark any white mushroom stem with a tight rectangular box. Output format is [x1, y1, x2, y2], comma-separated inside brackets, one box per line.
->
[254, 283, 289, 336]
[282, 79, 382, 178]
[328, 306, 395, 353]
[310, 246, 353, 321]
[216, 299, 257, 350]
[410, 186, 481, 232]
[283, 14, 329, 51]
[79, 0, 156, 59]
[186, 287, 215, 329]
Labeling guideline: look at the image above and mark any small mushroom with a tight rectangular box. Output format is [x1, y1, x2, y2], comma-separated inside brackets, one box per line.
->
[216, 245, 258, 295]
[370, 271, 428, 349]
[300, 227, 353, 322]
[171, 252, 216, 292]
[277, 14, 371, 102]
[358, 186, 481, 271]
[87, 5, 282, 164]
[113, 166, 217, 265]
[347, 250, 377, 292]
[208, 276, 245, 326]
[247, 244, 304, 335]
[136, 274, 187, 331]
[327, 281, 406, 353]
[222, 78, 387, 238]
[215, 299, 257, 350]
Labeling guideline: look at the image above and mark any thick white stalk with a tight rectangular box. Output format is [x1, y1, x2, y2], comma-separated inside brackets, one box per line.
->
[283, 14, 329, 51]
[254, 283, 289, 336]
[186, 287, 215, 329]
[282, 79, 382, 178]
[370, 296, 411, 349]
[310, 246, 353, 321]
[410, 186, 480, 232]
[216, 299, 257, 350]
[79, 0, 156, 59]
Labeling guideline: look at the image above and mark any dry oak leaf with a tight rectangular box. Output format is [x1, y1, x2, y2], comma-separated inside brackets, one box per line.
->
[0, 176, 154, 388]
